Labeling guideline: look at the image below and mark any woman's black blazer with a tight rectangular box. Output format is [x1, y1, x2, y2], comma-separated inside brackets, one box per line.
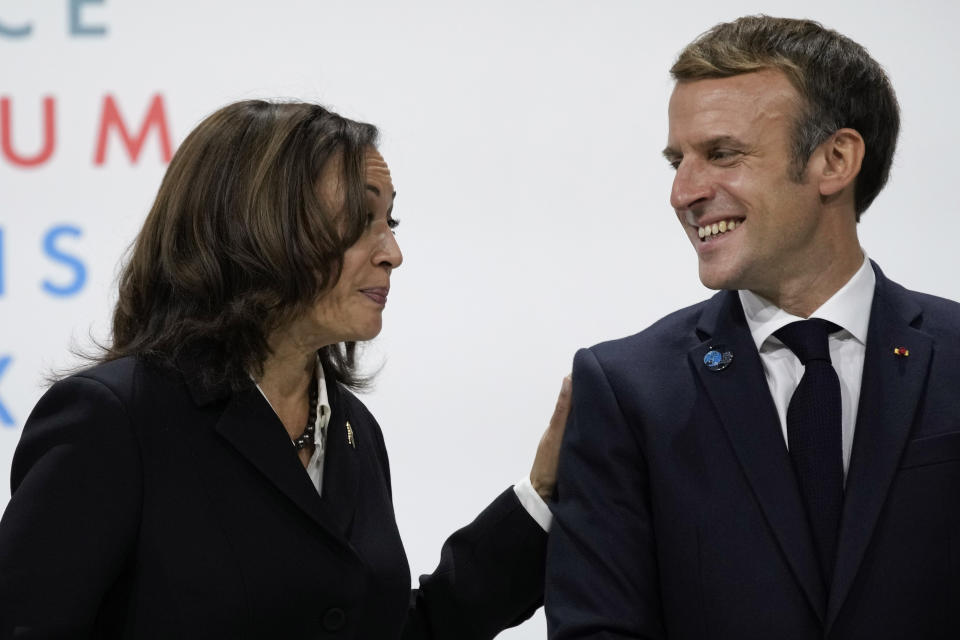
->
[0, 356, 546, 639]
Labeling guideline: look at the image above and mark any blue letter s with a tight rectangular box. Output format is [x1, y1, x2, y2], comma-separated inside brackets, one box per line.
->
[42, 225, 87, 296]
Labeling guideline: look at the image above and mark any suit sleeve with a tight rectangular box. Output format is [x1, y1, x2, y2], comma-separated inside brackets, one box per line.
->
[358, 415, 546, 640]
[401, 487, 547, 640]
[0, 375, 141, 639]
[545, 348, 665, 639]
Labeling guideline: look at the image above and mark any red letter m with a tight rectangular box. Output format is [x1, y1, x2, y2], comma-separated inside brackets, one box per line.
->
[94, 94, 172, 165]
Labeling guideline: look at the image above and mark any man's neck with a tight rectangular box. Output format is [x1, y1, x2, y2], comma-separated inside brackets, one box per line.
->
[752, 246, 865, 318]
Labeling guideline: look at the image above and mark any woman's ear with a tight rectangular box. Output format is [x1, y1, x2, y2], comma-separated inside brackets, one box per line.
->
[815, 128, 865, 198]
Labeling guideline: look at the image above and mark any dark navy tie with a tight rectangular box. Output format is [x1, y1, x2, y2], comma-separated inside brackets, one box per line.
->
[774, 319, 844, 587]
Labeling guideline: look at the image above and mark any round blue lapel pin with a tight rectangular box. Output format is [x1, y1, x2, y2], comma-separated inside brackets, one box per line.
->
[703, 346, 733, 371]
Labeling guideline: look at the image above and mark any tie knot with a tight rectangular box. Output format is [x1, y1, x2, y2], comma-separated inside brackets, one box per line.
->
[774, 319, 840, 364]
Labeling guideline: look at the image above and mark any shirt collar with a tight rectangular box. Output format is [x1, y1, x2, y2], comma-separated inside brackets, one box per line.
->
[314, 356, 331, 442]
[738, 252, 875, 351]
[252, 354, 332, 442]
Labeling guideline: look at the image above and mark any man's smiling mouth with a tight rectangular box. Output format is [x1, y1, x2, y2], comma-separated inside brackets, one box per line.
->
[698, 218, 744, 241]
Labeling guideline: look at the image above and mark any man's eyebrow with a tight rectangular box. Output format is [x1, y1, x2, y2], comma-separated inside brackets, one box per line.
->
[662, 136, 746, 160]
[702, 135, 743, 149]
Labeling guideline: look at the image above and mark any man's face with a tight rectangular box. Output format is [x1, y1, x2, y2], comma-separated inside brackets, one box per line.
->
[664, 69, 826, 295]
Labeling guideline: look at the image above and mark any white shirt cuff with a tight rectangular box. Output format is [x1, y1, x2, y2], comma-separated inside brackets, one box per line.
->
[513, 476, 553, 532]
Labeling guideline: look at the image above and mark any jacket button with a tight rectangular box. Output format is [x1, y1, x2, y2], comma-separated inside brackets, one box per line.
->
[322, 607, 347, 632]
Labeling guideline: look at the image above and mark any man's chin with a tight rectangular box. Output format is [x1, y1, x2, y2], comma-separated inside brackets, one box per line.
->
[697, 264, 742, 292]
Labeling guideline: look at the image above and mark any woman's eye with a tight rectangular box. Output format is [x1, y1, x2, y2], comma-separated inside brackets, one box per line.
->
[365, 212, 399, 234]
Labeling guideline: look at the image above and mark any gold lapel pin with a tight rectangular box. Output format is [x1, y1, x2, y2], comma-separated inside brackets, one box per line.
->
[893, 347, 910, 357]
[346, 421, 355, 448]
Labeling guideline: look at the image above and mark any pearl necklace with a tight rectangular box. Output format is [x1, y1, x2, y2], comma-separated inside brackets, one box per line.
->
[292, 378, 319, 450]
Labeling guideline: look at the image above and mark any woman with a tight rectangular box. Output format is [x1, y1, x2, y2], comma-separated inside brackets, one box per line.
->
[0, 100, 569, 639]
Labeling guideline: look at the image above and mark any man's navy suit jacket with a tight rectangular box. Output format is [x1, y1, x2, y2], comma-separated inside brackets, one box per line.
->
[546, 263, 960, 639]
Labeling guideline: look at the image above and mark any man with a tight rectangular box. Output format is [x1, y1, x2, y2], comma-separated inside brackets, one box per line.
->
[546, 16, 960, 639]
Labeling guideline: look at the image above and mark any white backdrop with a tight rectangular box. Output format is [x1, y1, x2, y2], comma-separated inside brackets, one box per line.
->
[1, 1, 958, 636]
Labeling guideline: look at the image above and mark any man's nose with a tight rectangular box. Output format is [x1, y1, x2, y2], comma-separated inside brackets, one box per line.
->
[670, 160, 713, 211]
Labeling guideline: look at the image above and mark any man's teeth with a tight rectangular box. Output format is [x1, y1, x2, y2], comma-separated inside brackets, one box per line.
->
[698, 219, 739, 239]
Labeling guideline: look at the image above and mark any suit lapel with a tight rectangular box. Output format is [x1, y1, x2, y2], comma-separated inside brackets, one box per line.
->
[319, 380, 360, 538]
[691, 291, 827, 622]
[825, 265, 932, 632]
[174, 350, 361, 547]
[212, 385, 351, 540]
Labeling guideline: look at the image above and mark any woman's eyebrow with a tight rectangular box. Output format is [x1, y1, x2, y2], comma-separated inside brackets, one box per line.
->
[365, 184, 397, 199]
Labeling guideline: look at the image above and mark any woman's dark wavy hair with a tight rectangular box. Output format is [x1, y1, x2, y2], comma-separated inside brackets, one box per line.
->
[101, 99, 379, 390]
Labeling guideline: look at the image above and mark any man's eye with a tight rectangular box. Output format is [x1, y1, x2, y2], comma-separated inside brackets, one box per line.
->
[710, 149, 740, 162]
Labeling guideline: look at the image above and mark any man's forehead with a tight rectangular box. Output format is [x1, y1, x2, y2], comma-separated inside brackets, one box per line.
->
[666, 71, 799, 144]
[669, 71, 798, 116]
[365, 147, 394, 196]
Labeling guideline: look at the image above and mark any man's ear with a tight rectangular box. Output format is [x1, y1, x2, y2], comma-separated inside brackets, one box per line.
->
[815, 128, 865, 198]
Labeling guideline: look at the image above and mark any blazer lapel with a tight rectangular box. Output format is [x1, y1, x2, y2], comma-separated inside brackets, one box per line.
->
[174, 350, 360, 549]
[826, 264, 933, 632]
[690, 291, 827, 622]
[212, 385, 351, 541]
[319, 380, 360, 538]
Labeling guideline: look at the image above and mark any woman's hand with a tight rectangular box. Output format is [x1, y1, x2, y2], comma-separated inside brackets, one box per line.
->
[529, 375, 572, 501]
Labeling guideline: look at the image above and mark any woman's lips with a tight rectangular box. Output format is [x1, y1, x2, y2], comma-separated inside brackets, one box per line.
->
[361, 287, 389, 305]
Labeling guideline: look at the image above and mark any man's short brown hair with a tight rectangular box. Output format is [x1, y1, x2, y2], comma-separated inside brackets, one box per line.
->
[672, 15, 899, 219]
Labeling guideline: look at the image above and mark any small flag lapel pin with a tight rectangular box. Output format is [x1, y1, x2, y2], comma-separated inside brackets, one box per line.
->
[893, 347, 910, 357]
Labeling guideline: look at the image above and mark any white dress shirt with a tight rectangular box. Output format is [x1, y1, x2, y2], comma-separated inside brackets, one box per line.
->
[256, 360, 553, 531]
[738, 254, 875, 477]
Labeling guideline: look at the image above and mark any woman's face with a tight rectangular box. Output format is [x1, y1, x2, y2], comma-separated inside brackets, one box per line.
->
[305, 148, 402, 346]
